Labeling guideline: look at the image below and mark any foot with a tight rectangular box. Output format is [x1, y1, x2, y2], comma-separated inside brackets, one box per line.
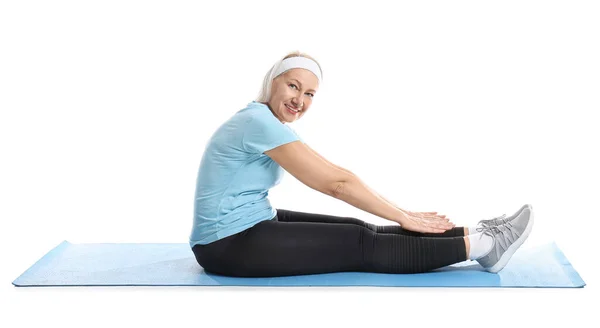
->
[476, 206, 534, 273]
[476, 204, 532, 230]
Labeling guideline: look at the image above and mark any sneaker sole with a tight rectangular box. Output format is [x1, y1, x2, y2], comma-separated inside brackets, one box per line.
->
[487, 208, 535, 273]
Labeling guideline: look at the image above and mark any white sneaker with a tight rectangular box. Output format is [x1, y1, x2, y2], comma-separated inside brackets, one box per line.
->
[476, 206, 534, 273]
[476, 204, 532, 230]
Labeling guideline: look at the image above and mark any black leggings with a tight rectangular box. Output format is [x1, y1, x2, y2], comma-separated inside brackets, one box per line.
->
[192, 208, 468, 277]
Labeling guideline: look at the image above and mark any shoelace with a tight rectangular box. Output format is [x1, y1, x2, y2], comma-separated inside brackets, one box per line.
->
[477, 213, 508, 229]
[477, 222, 518, 252]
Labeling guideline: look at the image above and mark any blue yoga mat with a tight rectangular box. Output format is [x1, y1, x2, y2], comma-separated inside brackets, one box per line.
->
[12, 240, 585, 288]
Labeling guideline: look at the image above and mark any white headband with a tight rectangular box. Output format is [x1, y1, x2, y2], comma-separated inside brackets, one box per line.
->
[273, 56, 322, 83]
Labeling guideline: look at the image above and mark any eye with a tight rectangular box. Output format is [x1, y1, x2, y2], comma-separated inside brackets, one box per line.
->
[290, 84, 314, 97]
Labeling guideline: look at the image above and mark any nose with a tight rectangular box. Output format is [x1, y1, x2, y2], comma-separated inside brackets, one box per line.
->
[292, 97, 304, 108]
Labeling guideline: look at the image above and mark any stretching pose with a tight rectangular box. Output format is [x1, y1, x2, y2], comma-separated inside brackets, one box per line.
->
[189, 51, 534, 277]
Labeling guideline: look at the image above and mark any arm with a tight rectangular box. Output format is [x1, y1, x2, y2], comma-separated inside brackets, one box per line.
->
[267, 142, 451, 232]
[303, 144, 408, 224]
[333, 172, 410, 224]
[264, 141, 352, 197]
[266, 142, 451, 231]
[304, 144, 408, 217]
[264, 141, 406, 223]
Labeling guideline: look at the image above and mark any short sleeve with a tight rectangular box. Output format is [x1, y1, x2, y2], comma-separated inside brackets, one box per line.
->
[242, 111, 301, 154]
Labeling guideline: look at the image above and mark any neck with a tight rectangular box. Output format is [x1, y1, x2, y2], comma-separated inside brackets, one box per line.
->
[261, 102, 285, 124]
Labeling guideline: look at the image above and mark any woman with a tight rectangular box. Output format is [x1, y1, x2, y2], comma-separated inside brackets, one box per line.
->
[189, 51, 534, 277]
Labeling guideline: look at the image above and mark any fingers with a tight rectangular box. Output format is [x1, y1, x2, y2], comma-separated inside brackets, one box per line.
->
[422, 212, 448, 219]
[412, 220, 454, 233]
[432, 214, 452, 222]
[402, 213, 456, 233]
[425, 212, 451, 221]
[428, 218, 455, 230]
[427, 215, 452, 223]
[415, 214, 454, 228]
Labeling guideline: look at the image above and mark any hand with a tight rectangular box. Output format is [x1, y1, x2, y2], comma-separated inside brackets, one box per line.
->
[398, 210, 455, 233]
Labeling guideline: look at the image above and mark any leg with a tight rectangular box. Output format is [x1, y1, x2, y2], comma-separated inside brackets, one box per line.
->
[192, 218, 468, 277]
[276, 208, 465, 237]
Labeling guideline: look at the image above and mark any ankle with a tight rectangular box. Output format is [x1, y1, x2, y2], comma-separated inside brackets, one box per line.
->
[467, 232, 494, 260]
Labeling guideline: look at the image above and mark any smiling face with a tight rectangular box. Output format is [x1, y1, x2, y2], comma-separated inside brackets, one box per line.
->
[263, 68, 319, 124]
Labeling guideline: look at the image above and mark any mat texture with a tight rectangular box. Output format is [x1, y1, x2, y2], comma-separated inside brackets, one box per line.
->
[12, 240, 585, 287]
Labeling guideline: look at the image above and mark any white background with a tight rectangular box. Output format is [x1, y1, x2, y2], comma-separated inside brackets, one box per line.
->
[1, 0, 598, 326]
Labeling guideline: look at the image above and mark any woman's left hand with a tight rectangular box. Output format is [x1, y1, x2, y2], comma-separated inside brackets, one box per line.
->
[396, 210, 455, 233]
[402, 210, 455, 226]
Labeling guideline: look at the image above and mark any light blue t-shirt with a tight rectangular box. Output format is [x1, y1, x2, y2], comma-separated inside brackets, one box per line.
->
[189, 101, 303, 247]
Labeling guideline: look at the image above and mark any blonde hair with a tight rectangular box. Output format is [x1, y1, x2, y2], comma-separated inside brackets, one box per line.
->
[255, 51, 323, 103]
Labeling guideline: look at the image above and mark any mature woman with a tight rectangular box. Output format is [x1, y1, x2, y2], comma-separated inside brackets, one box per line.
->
[189, 51, 534, 277]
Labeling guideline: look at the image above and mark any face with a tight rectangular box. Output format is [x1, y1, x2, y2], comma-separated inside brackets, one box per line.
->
[263, 68, 319, 124]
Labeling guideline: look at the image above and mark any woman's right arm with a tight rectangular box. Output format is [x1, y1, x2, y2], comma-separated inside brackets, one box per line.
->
[265, 140, 406, 224]
[303, 144, 409, 215]
[333, 173, 453, 233]
[265, 141, 453, 233]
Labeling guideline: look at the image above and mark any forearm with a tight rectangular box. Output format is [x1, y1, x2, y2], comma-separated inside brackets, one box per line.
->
[334, 166, 407, 216]
[333, 174, 407, 224]
[376, 191, 407, 214]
